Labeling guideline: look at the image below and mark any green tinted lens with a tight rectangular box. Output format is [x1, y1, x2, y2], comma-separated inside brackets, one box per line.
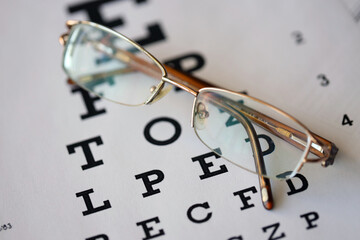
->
[193, 89, 310, 179]
[63, 23, 164, 106]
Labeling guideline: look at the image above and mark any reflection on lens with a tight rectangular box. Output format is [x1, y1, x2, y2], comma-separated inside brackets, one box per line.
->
[63, 23, 163, 106]
[193, 88, 310, 179]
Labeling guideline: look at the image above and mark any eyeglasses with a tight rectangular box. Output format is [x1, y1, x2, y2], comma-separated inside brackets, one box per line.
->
[60, 20, 338, 210]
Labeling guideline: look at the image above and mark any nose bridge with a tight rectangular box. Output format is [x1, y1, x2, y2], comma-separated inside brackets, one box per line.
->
[162, 65, 217, 96]
[145, 74, 199, 105]
[161, 76, 198, 96]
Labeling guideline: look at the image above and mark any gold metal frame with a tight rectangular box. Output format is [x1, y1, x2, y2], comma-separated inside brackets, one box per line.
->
[60, 20, 338, 210]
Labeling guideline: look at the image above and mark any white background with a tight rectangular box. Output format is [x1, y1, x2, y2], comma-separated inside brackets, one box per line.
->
[0, 0, 359, 239]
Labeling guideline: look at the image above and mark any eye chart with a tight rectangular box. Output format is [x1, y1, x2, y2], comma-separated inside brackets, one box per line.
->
[1, 0, 359, 239]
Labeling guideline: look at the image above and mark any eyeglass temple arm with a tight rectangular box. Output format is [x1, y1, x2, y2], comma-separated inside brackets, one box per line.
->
[164, 67, 337, 166]
[204, 96, 274, 210]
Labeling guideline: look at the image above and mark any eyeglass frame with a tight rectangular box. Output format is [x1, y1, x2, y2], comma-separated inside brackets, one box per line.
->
[60, 20, 338, 210]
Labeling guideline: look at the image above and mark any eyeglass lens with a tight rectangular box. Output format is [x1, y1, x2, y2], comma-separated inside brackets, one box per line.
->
[63, 23, 163, 106]
[193, 89, 311, 179]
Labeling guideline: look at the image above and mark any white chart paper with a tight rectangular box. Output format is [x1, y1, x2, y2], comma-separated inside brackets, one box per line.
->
[1, 0, 359, 239]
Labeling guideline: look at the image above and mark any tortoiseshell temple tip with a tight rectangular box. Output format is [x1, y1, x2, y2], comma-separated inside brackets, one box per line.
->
[322, 143, 338, 167]
[261, 178, 274, 210]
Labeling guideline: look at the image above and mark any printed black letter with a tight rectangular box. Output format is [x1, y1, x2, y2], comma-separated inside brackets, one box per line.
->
[144, 117, 181, 146]
[136, 217, 165, 240]
[164, 53, 205, 74]
[286, 173, 308, 195]
[135, 170, 165, 197]
[191, 149, 228, 180]
[187, 202, 212, 224]
[233, 186, 257, 210]
[262, 222, 286, 240]
[71, 87, 106, 120]
[300, 211, 319, 230]
[86, 234, 109, 240]
[76, 189, 111, 216]
[67, 136, 104, 170]
[68, 0, 124, 27]
[228, 236, 243, 240]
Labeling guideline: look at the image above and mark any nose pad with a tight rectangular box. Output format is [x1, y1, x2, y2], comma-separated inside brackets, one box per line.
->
[150, 85, 157, 93]
[197, 102, 209, 119]
[145, 81, 173, 105]
[151, 84, 173, 103]
[194, 102, 209, 130]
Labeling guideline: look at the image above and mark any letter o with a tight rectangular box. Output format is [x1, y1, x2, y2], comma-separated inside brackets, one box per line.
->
[144, 117, 181, 145]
